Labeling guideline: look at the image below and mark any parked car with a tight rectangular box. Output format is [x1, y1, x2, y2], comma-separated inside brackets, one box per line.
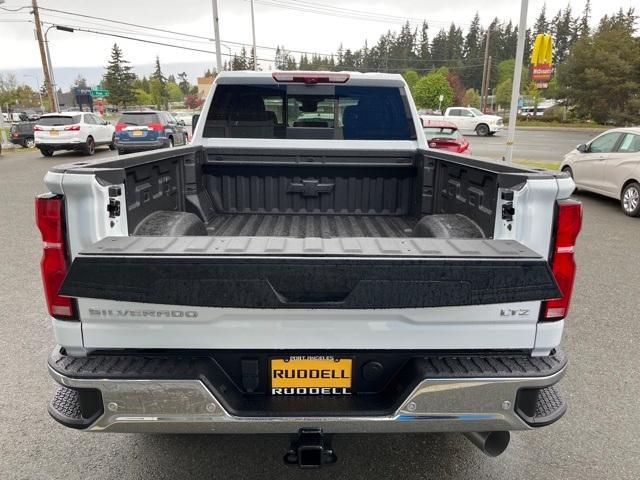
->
[421, 107, 503, 136]
[34, 112, 115, 157]
[422, 119, 471, 154]
[9, 122, 36, 148]
[114, 110, 188, 154]
[561, 127, 640, 216]
[8, 112, 29, 122]
[25, 110, 41, 121]
[171, 112, 192, 126]
[40, 71, 581, 465]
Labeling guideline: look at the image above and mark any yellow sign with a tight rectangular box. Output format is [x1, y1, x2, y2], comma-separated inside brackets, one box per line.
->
[271, 357, 352, 390]
[531, 33, 553, 66]
[531, 33, 554, 85]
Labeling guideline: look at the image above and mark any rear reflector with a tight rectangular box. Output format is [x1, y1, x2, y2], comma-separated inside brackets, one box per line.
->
[35, 194, 76, 320]
[272, 72, 350, 84]
[544, 199, 582, 320]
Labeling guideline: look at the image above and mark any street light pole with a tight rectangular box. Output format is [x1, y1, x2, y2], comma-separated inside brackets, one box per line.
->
[505, 0, 529, 163]
[211, 0, 223, 73]
[43, 26, 59, 112]
[44, 25, 74, 112]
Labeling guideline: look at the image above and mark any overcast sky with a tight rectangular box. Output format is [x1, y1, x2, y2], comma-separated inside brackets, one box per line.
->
[0, 0, 635, 74]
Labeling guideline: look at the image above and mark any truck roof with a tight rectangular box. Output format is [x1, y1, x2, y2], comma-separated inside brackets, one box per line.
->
[215, 70, 406, 86]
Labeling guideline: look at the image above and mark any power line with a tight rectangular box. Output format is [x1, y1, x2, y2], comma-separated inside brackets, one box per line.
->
[38, 21, 278, 63]
[32, 10, 486, 64]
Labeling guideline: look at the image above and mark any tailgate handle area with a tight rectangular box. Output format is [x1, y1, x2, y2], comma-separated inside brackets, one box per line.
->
[268, 281, 351, 305]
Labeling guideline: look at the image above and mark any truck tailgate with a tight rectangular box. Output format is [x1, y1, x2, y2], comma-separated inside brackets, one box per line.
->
[62, 236, 559, 310]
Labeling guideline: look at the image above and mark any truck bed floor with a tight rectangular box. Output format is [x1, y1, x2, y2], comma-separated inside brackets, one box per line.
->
[206, 214, 418, 238]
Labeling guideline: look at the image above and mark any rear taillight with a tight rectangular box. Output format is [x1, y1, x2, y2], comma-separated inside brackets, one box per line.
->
[544, 199, 583, 320]
[64, 124, 80, 131]
[148, 123, 164, 131]
[35, 194, 76, 320]
[33, 125, 44, 131]
[115, 123, 126, 132]
[272, 72, 350, 84]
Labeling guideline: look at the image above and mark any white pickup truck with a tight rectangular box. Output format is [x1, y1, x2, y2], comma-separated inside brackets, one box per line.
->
[39, 71, 580, 467]
[421, 107, 504, 136]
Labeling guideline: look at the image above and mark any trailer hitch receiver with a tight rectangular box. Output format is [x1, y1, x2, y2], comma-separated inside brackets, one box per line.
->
[284, 428, 337, 468]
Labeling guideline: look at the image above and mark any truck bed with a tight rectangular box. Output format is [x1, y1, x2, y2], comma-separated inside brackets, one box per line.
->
[206, 214, 418, 238]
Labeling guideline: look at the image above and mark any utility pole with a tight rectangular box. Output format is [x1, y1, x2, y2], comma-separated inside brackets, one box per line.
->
[211, 0, 223, 74]
[31, 0, 55, 112]
[505, 0, 529, 163]
[484, 56, 492, 111]
[480, 26, 491, 111]
[250, 0, 257, 70]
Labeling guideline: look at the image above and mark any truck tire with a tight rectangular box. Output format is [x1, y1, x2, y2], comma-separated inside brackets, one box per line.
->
[475, 124, 490, 136]
[133, 211, 207, 236]
[621, 182, 640, 217]
[40, 148, 54, 157]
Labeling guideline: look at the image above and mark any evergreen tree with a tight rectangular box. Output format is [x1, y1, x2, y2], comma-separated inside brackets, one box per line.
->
[533, 3, 549, 36]
[557, 9, 640, 124]
[417, 22, 431, 71]
[177, 72, 190, 95]
[72, 75, 88, 91]
[462, 13, 483, 88]
[578, 0, 591, 37]
[150, 56, 168, 109]
[102, 43, 136, 107]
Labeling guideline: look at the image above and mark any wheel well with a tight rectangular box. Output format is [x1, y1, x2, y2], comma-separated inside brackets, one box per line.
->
[621, 179, 639, 197]
[476, 123, 489, 130]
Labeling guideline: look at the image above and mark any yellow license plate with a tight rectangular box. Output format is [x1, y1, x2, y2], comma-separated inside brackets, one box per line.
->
[132, 130, 144, 137]
[270, 357, 352, 395]
[49, 130, 58, 136]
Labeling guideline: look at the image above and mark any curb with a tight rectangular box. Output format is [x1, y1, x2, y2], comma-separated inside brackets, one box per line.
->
[513, 126, 606, 134]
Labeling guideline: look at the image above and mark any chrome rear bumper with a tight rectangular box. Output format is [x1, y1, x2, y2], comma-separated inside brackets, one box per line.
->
[48, 364, 566, 434]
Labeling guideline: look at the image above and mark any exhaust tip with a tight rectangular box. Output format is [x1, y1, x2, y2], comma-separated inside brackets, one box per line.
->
[464, 431, 510, 457]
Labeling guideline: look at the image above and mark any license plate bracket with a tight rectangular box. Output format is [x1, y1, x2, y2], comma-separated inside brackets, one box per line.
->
[270, 356, 352, 395]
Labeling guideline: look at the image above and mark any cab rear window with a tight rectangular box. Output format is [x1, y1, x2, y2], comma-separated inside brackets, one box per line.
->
[38, 115, 80, 126]
[203, 84, 416, 140]
[119, 113, 160, 126]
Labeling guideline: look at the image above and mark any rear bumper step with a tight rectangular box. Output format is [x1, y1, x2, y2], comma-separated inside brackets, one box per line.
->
[48, 347, 567, 433]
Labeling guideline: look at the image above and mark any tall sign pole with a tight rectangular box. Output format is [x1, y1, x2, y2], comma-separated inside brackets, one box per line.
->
[480, 26, 491, 111]
[250, 0, 257, 70]
[211, 0, 223, 73]
[505, 0, 529, 163]
[31, 0, 55, 112]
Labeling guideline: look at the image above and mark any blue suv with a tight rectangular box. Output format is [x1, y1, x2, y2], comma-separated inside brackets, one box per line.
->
[114, 110, 188, 154]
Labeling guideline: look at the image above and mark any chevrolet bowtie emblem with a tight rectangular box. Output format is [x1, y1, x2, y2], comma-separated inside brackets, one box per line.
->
[287, 179, 335, 197]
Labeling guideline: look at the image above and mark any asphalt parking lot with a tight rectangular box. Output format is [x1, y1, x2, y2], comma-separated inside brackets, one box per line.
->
[469, 127, 604, 164]
[0, 133, 638, 479]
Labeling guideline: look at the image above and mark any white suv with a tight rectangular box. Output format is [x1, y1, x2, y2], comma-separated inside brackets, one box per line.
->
[34, 112, 115, 157]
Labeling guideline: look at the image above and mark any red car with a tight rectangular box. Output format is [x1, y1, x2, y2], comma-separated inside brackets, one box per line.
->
[422, 119, 471, 155]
